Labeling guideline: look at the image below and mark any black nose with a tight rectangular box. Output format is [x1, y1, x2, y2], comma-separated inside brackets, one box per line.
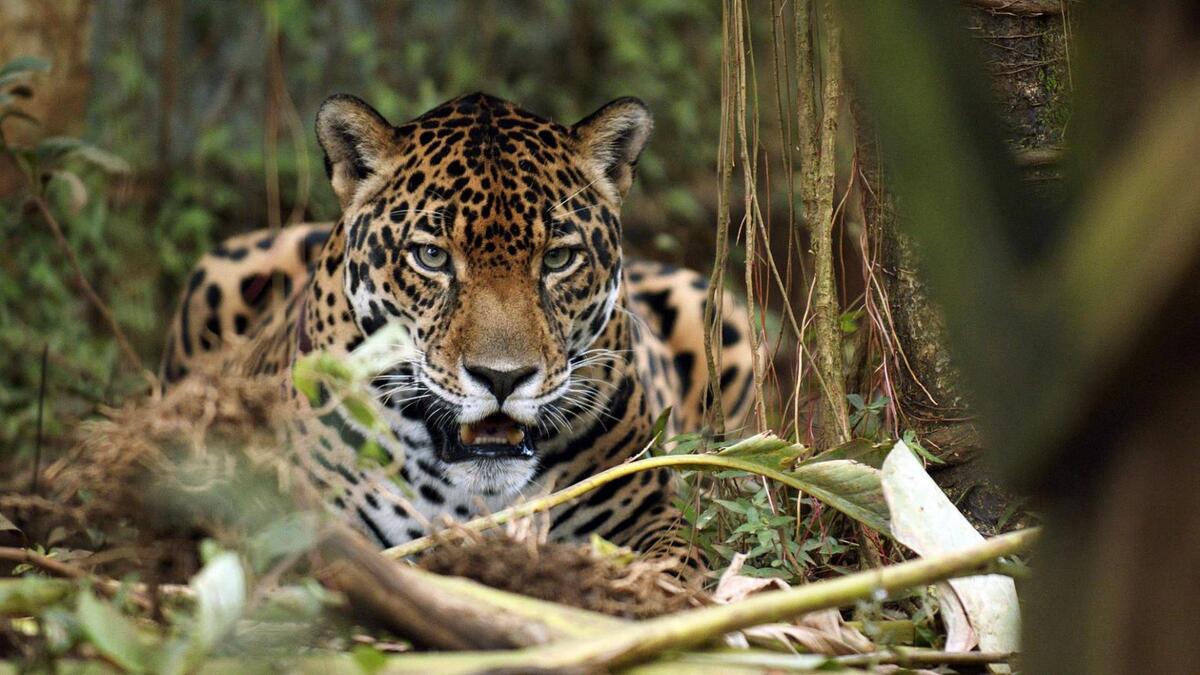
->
[464, 364, 537, 405]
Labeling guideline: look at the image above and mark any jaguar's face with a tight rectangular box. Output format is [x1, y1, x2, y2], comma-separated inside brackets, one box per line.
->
[317, 93, 651, 494]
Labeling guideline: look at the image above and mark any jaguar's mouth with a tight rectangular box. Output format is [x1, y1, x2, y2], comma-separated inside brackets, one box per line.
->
[438, 412, 536, 463]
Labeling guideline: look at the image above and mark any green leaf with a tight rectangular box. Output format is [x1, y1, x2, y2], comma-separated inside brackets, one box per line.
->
[716, 434, 806, 470]
[711, 434, 891, 534]
[74, 144, 132, 174]
[713, 498, 749, 515]
[0, 578, 73, 615]
[246, 512, 319, 574]
[352, 644, 388, 673]
[0, 56, 51, 79]
[649, 406, 672, 447]
[77, 590, 158, 673]
[799, 438, 894, 469]
[35, 136, 84, 163]
[33, 136, 130, 174]
[48, 169, 88, 214]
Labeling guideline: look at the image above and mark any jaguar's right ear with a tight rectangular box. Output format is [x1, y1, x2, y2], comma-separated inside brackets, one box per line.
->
[316, 94, 398, 209]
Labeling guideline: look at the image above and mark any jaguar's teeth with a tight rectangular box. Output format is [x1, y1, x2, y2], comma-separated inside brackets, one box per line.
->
[459, 423, 478, 445]
[505, 427, 525, 445]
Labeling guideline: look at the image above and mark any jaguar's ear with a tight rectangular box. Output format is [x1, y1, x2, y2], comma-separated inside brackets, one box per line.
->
[316, 94, 398, 208]
[571, 97, 652, 202]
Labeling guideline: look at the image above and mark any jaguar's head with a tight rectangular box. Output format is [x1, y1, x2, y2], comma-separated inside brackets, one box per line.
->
[315, 92, 650, 493]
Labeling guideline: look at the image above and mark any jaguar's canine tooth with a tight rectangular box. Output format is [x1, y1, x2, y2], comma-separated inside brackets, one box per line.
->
[459, 423, 478, 445]
[505, 427, 525, 445]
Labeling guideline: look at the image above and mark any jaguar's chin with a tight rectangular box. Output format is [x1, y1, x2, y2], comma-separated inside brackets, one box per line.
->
[441, 455, 539, 497]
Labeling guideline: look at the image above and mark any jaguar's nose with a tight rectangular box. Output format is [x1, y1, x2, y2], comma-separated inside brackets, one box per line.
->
[463, 364, 538, 406]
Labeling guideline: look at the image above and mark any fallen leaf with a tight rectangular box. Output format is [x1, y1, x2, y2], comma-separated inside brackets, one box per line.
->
[714, 553, 873, 655]
[882, 440, 1020, 672]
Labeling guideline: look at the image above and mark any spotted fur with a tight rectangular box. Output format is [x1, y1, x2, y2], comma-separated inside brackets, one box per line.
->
[161, 93, 755, 559]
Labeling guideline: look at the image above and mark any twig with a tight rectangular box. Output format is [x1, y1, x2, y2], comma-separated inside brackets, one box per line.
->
[32, 344, 48, 497]
[702, 0, 737, 435]
[0, 545, 87, 580]
[30, 196, 153, 385]
[732, 0, 769, 431]
[0, 546, 192, 607]
[834, 648, 1016, 667]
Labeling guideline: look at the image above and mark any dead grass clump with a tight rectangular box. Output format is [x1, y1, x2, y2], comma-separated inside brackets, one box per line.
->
[417, 531, 697, 619]
[1, 371, 298, 580]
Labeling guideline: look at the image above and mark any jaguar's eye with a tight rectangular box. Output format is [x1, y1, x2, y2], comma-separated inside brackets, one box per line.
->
[413, 244, 450, 271]
[542, 247, 576, 272]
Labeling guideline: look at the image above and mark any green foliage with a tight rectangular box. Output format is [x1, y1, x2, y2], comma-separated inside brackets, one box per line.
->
[673, 433, 895, 583]
[2, 0, 736, 468]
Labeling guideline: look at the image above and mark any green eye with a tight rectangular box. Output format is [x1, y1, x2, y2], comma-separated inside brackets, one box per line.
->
[543, 247, 576, 272]
[413, 244, 450, 271]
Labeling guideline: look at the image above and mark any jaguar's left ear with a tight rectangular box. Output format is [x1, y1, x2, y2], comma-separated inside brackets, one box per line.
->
[571, 97, 653, 202]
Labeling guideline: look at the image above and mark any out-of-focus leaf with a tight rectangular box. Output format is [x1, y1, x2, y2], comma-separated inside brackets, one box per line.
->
[34, 137, 130, 174]
[881, 441, 1019, 671]
[0, 578, 73, 615]
[352, 644, 388, 673]
[0, 512, 19, 533]
[0, 108, 41, 128]
[189, 552, 246, 655]
[77, 590, 158, 673]
[35, 136, 84, 163]
[73, 144, 132, 174]
[0, 56, 50, 90]
[49, 170, 88, 214]
[246, 512, 320, 574]
[0, 56, 51, 80]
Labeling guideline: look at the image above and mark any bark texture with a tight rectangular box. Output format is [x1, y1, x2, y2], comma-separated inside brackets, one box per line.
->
[855, 3, 1070, 532]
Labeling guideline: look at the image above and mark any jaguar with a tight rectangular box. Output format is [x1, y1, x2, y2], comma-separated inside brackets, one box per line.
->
[160, 92, 755, 559]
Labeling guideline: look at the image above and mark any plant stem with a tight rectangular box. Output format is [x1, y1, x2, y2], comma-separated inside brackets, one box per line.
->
[549, 527, 1036, 669]
[384, 437, 889, 560]
[31, 196, 152, 384]
[370, 528, 1038, 673]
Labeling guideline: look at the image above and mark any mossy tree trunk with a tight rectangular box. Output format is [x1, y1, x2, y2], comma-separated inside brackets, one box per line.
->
[854, 2, 1070, 532]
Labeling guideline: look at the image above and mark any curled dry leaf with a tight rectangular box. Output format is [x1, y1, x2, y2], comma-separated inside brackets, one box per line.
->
[713, 553, 874, 656]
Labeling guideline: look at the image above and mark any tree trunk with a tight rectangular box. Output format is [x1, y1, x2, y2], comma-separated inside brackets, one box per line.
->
[854, 3, 1070, 533]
